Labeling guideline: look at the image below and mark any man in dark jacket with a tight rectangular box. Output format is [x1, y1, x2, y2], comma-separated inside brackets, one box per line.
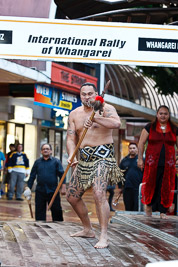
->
[24, 143, 66, 221]
[118, 142, 143, 211]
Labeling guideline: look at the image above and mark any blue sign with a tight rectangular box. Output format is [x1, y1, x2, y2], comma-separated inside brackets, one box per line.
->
[34, 83, 81, 111]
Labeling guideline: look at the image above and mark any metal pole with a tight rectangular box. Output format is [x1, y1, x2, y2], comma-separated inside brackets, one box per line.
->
[138, 183, 143, 212]
[100, 64, 105, 95]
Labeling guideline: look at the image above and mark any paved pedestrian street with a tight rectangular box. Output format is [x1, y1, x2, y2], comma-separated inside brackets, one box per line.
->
[0, 189, 177, 267]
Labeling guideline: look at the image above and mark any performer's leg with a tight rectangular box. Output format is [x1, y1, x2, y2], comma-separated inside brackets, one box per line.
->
[145, 204, 152, 217]
[66, 171, 95, 238]
[92, 166, 109, 248]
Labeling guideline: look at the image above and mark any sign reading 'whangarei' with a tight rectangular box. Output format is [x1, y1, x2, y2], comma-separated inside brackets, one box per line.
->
[0, 16, 178, 67]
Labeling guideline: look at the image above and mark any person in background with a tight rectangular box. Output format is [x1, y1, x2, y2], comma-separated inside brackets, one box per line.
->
[0, 149, 5, 195]
[24, 143, 66, 221]
[0, 149, 5, 176]
[4, 144, 16, 197]
[118, 142, 143, 211]
[138, 105, 178, 219]
[7, 143, 30, 201]
[167, 157, 178, 216]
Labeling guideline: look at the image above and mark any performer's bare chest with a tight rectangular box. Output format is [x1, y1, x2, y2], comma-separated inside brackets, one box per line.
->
[74, 113, 101, 135]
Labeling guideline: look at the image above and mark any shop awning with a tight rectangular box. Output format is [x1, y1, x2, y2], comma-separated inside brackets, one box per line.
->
[0, 59, 51, 84]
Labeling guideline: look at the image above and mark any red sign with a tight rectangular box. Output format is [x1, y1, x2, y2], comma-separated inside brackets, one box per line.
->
[51, 63, 97, 93]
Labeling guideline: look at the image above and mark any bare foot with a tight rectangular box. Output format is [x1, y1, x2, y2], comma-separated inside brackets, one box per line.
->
[70, 229, 95, 238]
[94, 237, 108, 249]
[160, 213, 168, 219]
[145, 205, 152, 217]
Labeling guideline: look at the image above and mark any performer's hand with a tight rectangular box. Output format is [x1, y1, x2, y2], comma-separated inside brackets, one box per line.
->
[23, 187, 32, 201]
[67, 156, 78, 167]
[137, 158, 144, 171]
[84, 117, 93, 128]
[60, 184, 66, 196]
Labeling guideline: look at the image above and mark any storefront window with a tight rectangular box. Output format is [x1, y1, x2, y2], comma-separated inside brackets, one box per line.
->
[24, 124, 37, 173]
[15, 124, 24, 145]
[40, 128, 48, 150]
[55, 132, 62, 160]
[40, 128, 63, 161]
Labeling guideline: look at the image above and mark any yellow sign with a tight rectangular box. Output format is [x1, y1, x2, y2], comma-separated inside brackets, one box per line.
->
[59, 101, 72, 110]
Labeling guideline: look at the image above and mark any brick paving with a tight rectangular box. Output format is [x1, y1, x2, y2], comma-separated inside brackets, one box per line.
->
[0, 189, 178, 267]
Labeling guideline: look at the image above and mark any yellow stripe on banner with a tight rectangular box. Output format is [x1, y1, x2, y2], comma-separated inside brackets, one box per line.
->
[0, 18, 178, 32]
[0, 54, 178, 65]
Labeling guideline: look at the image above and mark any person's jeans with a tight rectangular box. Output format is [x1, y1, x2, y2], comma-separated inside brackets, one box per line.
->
[8, 171, 25, 199]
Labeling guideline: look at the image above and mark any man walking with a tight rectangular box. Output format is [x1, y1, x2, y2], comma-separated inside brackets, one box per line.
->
[66, 82, 123, 248]
[7, 143, 29, 200]
[118, 142, 143, 211]
[24, 143, 66, 221]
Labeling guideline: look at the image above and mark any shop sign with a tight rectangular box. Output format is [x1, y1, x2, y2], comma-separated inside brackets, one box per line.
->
[1, 16, 178, 67]
[34, 84, 81, 111]
[10, 105, 33, 123]
[51, 63, 97, 93]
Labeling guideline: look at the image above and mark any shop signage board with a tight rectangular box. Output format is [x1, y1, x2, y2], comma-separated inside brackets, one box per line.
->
[34, 84, 81, 111]
[0, 16, 178, 67]
[51, 63, 97, 93]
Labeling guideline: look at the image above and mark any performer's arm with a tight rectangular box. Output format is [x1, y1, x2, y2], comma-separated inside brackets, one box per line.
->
[67, 113, 78, 166]
[137, 129, 149, 171]
[93, 104, 121, 129]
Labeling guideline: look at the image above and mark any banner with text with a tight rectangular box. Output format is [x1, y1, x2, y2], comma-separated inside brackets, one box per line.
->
[1, 16, 178, 67]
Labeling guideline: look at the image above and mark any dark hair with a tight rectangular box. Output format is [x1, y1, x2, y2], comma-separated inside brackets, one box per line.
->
[80, 82, 97, 92]
[152, 105, 176, 133]
[157, 105, 169, 113]
[128, 142, 138, 148]
[41, 143, 52, 150]
[9, 143, 15, 147]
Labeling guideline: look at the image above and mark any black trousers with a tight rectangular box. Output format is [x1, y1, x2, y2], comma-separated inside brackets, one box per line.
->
[123, 188, 139, 211]
[35, 190, 63, 221]
[149, 166, 167, 214]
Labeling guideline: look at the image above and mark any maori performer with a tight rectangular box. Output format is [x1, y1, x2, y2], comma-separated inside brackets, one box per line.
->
[138, 105, 178, 219]
[66, 82, 124, 249]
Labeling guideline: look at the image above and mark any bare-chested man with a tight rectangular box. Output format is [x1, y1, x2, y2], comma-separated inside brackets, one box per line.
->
[66, 82, 123, 249]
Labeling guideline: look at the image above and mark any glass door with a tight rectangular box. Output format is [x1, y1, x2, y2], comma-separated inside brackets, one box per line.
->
[54, 131, 62, 160]
[15, 124, 24, 147]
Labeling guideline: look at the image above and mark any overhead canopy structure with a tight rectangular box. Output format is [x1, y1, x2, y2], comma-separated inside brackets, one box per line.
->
[55, 0, 178, 25]
[105, 65, 178, 121]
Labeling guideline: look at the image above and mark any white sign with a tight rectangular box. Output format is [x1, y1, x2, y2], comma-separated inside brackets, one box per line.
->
[11, 106, 33, 124]
[1, 16, 178, 67]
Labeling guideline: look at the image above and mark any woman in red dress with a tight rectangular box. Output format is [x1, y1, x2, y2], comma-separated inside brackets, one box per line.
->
[138, 105, 178, 219]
